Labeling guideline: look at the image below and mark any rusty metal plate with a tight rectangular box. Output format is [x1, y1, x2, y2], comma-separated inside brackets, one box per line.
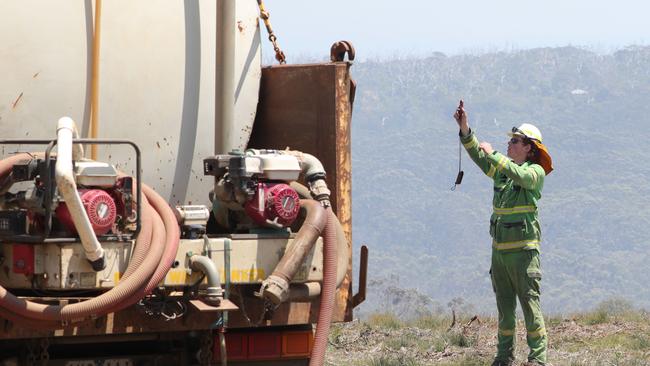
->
[249, 62, 354, 322]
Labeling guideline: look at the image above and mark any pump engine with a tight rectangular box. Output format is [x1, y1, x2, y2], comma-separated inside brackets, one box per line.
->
[0, 157, 135, 241]
[204, 150, 303, 230]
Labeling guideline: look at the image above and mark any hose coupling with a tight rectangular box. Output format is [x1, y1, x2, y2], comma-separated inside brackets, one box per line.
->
[308, 178, 331, 207]
[205, 286, 224, 306]
[258, 275, 290, 305]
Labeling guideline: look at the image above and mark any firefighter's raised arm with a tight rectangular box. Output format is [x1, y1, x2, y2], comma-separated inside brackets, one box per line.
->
[454, 101, 496, 178]
[453, 99, 470, 136]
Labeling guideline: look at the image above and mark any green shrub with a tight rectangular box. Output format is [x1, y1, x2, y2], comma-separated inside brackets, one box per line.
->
[430, 334, 448, 352]
[629, 334, 650, 350]
[545, 314, 564, 327]
[385, 333, 430, 352]
[410, 314, 449, 331]
[328, 324, 343, 344]
[367, 312, 404, 329]
[385, 335, 413, 350]
[445, 328, 476, 348]
[592, 333, 650, 351]
[582, 308, 609, 325]
[596, 298, 634, 315]
[580, 298, 636, 325]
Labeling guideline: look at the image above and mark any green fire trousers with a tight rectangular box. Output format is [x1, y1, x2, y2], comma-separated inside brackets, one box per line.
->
[491, 248, 547, 364]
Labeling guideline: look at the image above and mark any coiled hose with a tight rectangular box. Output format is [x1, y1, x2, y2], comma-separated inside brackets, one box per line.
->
[0, 154, 179, 326]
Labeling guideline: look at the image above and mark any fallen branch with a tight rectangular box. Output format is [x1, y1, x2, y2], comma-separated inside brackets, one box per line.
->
[464, 315, 481, 327]
[448, 309, 456, 330]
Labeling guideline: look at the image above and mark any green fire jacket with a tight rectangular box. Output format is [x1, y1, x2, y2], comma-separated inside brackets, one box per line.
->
[460, 130, 546, 251]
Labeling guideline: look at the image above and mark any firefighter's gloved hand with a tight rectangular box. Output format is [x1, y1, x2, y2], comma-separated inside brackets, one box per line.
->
[453, 100, 470, 136]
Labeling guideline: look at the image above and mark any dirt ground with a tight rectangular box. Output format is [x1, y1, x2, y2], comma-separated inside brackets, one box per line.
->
[326, 314, 650, 365]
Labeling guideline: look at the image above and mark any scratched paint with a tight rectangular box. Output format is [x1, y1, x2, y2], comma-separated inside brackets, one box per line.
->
[11, 92, 23, 109]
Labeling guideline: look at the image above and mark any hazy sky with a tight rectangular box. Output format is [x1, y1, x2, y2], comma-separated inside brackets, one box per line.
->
[262, 0, 650, 61]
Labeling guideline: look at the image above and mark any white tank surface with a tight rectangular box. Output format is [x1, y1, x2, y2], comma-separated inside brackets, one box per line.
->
[0, 0, 262, 206]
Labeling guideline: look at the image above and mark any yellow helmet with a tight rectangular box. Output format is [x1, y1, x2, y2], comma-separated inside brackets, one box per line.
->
[509, 123, 543, 143]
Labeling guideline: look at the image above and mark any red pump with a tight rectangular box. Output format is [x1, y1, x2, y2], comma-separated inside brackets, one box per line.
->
[244, 182, 300, 227]
[56, 189, 117, 235]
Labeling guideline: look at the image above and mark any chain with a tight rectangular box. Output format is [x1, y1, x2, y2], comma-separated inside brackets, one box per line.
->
[39, 338, 50, 366]
[25, 338, 49, 366]
[263, 299, 280, 322]
[26, 339, 37, 366]
[199, 331, 214, 366]
[257, 0, 286, 64]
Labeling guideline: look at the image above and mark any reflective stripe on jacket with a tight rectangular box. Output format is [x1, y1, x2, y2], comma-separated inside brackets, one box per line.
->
[460, 130, 546, 251]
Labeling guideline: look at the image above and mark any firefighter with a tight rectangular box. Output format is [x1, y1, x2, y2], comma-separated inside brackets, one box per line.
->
[453, 102, 553, 366]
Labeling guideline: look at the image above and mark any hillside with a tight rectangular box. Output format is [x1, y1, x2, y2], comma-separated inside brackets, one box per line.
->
[350, 46, 650, 315]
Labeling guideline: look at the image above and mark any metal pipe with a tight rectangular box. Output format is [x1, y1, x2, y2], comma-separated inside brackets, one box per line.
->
[224, 238, 231, 326]
[189, 255, 224, 304]
[90, 0, 102, 159]
[288, 282, 322, 301]
[215, 0, 236, 155]
[219, 330, 228, 366]
[55, 117, 105, 270]
[352, 245, 368, 307]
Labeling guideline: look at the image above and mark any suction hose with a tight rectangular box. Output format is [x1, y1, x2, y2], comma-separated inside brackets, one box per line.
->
[290, 182, 350, 291]
[0, 153, 179, 324]
[259, 199, 327, 305]
[309, 207, 337, 366]
[287, 183, 347, 365]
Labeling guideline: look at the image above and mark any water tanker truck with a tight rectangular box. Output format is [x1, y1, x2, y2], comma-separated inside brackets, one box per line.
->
[0, 1, 366, 365]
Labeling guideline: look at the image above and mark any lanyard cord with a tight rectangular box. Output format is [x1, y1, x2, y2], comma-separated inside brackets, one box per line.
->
[451, 140, 464, 191]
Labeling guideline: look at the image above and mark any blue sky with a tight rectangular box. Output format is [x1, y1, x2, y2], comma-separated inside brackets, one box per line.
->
[262, 0, 650, 61]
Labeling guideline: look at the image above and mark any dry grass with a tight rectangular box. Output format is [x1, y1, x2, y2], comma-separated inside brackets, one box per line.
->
[327, 303, 650, 366]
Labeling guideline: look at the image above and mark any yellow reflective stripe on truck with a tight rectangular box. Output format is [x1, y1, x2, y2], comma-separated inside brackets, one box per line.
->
[493, 205, 537, 215]
[493, 239, 540, 251]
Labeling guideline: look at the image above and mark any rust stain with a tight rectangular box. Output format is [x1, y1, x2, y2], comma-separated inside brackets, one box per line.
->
[248, 63, 355, 322]
[237, 21, 244, 32]
[156, 141, 161, 149]
[11, 92, 24, 109]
